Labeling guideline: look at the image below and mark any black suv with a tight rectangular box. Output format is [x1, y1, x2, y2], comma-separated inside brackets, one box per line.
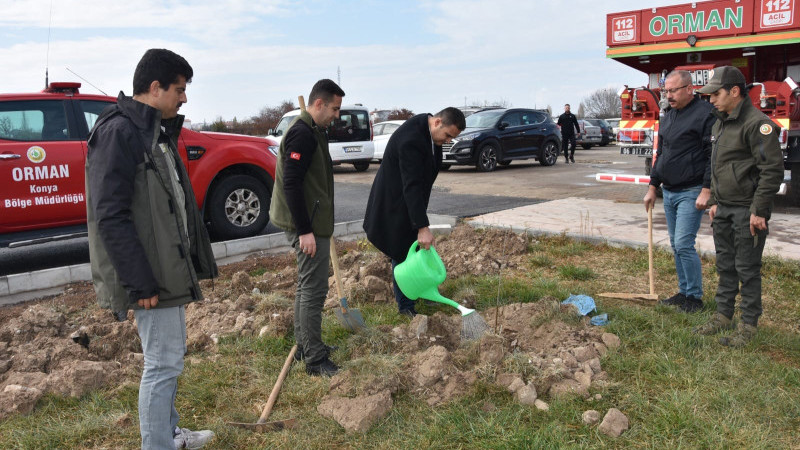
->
[442, 108, 561, 172]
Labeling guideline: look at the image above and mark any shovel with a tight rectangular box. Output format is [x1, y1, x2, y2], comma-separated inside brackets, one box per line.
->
[330, 239, 367, 332]
[599, 205, 658, 304]
[227, 345, 298, 432]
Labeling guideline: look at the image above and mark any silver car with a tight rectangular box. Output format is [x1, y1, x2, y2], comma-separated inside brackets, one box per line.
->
[576, 120, 602, 149]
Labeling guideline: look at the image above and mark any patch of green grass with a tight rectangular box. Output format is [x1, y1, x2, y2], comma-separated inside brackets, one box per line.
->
[4, 234, 800, 448]
[528, 252, 553, 268]
[248, 267, 267, 278]
[558, 264, 595, 281]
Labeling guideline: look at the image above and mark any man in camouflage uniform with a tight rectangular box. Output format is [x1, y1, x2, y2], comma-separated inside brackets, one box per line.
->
[693, 66, 783, 347]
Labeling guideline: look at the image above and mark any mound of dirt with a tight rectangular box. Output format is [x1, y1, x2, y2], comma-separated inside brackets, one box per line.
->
[0, 225, 619, 426]
[322, 297, 621, 433]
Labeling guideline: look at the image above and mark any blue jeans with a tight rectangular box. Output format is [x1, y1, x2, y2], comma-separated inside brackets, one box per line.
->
[391, 259, 416, 312]
[662, 186, 705, 299]
[135, 306, 186, 450]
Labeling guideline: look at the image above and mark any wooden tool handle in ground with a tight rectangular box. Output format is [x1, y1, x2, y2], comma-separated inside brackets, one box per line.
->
[648, 205, 655, 296]
[256, 344, 297, 424]
[298, 95, 306, 111]
[329, 239, 346, 305]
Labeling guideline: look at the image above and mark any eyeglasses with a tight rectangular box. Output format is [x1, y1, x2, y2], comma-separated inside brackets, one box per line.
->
[665, 84, 690, 94]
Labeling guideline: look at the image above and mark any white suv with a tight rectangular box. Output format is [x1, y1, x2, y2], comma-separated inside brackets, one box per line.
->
[269, 104, 374, 171]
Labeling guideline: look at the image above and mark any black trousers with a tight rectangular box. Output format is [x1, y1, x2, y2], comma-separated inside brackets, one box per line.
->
[561, 133, 576, 158]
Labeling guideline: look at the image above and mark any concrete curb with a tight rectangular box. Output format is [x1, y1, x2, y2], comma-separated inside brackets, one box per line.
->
[466, 219, 718, 259]
[0, 214, 458, 305]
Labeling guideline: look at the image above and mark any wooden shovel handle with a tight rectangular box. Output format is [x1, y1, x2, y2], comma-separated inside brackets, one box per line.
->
[298, 95, 306, 111]
[648, 206, 655, 296]
[329, 239, 345, 302]
[256, 344, 297, 424]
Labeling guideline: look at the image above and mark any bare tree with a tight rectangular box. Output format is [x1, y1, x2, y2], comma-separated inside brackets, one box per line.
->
[202, 100, 296, 135]
[581, 87, 622, 118]
[464, 98, 511, 109]
[249, 100, 296, 135]
[387, 108, 414, 120]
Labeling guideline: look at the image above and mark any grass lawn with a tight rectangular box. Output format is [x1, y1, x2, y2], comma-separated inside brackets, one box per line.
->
[1, 234, 798, 449]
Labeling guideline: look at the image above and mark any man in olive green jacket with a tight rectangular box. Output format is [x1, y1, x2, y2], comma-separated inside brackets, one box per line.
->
[269, 79, 344, 377]
[693, 66, 783, 347]
[87, 49, 218, 449]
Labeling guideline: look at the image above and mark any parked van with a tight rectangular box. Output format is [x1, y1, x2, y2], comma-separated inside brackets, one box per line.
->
[269, 104, 375, 171]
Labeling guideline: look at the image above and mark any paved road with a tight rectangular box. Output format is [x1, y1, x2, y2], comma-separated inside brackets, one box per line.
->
[0, 172, 538, 276]
[3, 144, 795, 275]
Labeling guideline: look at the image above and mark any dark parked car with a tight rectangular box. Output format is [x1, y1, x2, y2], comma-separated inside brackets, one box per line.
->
[442, 108, 561, 172]
[584, 118, 614, 146]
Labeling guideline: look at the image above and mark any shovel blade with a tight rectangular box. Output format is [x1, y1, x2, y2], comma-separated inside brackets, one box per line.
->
[334, 307, 366, 332]
[227, 418, 297, 432]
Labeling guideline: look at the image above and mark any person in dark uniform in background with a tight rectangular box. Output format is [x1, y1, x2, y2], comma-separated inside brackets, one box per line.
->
[557, 103, 580, 163]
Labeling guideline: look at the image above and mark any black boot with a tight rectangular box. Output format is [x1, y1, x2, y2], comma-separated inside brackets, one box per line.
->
[294, 344, 338, 362]
[679, 295, 703, 313]
[305, 357, 339, 377]
[659, 292, 686, 306]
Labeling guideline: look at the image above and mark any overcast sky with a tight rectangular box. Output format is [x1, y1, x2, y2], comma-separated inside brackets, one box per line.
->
[0, 0, 678, 124]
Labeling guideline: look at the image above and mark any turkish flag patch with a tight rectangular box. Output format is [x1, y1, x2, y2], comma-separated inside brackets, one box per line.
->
[290, 152, 301, 160]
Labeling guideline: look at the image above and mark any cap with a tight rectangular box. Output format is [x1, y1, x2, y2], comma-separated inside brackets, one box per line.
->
[697, 66, 746, 94]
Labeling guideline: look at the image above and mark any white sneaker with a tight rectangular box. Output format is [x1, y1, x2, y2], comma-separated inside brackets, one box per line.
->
[174, 426, 214, 449]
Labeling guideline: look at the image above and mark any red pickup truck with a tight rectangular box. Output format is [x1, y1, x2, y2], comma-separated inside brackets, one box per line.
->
[0, 82, 277, 247]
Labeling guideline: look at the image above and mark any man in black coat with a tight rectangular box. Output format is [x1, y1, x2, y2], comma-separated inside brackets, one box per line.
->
[363, 108, 466, 317]
[557, 104, 580, 163]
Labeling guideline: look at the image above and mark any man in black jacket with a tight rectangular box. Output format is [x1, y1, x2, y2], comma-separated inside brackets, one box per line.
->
[269, 79, 344, 376]
[643, 70, 715, 313]
[86, 49, 218, 450]
[363, 108, 466, 317]
[557, 104, 580, 163]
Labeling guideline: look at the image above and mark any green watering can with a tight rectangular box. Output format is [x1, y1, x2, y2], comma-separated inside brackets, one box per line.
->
[394, 241, 477, 317]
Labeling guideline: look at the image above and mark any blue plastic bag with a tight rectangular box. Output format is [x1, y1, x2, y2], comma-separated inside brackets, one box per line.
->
[561, 294, 596, 316]
[590, 313, 609, 326]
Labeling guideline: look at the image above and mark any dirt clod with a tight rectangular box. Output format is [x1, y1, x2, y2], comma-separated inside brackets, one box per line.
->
[0, 385, 43, 420]
[599, 408, 629, 437]
[317, 390, 393, 433]
[582, 409, 600, 426]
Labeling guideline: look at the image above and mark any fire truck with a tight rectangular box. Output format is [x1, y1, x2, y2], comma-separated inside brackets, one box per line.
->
[607, 0, 800, 204]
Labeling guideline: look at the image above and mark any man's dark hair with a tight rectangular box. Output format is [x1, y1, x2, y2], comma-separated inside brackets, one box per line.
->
[434, 107, 466, 131]
[308, 79, 345, 105]
[133, 49, 193, 95]
[564, 104, 570, 107]
[721, 83, 748, 96]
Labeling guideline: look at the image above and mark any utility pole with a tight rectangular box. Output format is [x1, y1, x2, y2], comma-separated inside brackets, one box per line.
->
[337, 66, 341, 86]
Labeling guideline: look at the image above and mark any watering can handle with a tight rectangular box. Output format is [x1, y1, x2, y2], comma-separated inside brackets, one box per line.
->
[407, 240, 438, 258]
[406, 240, 419, 261]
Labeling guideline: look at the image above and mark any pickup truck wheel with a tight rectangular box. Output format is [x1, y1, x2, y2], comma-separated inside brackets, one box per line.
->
[539, 141, 559, 166]
[581, 144, 593, 149]
[476, 143, 498, 172]
[208, 174, 270, 240]
[353, 161, 370, 172]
